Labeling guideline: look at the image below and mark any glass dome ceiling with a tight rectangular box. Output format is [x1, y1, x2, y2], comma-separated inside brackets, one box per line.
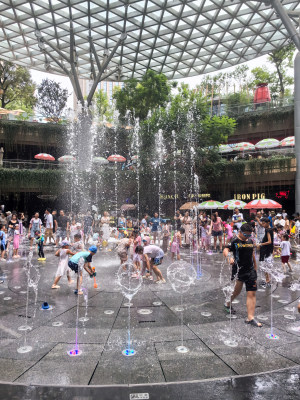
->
[0, 0, 299, 80]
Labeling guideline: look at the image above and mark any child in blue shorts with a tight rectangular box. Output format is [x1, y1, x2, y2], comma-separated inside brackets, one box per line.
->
[68, 245, 97, 295]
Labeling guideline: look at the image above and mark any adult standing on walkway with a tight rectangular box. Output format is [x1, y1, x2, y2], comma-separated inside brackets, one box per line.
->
[56, 210, 69, 245]
[101, 211, 110, 242]
[255, 211, 265, 243]
[44, 208, 54, 245]
[181, 211, 192, 246]
[150, 212, 164, 244]
[174, 210, 182, 230]
[28, 212, 42, 247]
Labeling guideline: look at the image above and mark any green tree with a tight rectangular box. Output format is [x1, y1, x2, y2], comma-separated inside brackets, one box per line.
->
[37, 79, 68, 123]
[0, 60, 36, 109]
[94, 89, 113, 122]
[250, 43, 295, 98]
[113, 69, 173, 120]
[268, 42, 295, 97]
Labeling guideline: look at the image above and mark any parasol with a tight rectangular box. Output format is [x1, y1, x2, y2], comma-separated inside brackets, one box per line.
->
[107, 154, 126, 162]
[34, 153, 55, 161]
[219, 144, 234, 154]
[121, 204, 136, 211]
[58, 155, 76, 162]
[93, 156, 109, 165]
[255, 138, 280, 149]
[233, 142, 255, 151]
[280, 136, 294, 147]
[197, 200, 223, 209]
[221, 200, 247, 210]
[179, 202, 199, 210]
[244, 199, 282, 209]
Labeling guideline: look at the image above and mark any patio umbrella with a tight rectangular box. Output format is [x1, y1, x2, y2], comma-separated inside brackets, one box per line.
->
[244, 199, 282, 209]
[93, 156, 109, 165]
[58, 155, 76, 162]
[10, 109, 26, 114]
[197, 200, 223, 209]
[0, 108, 9, 114]
[255, 138, 280, 149]
[221, 200, 247, 210]
[131, 155, 138, 161]
[121, 204, 136, 211]
[179, 202, 199, 210]
[107, 154, 126, 162]
[233, 142, 255, 151]
[34, 153, 55, 161]
[219, 144, 234, 154]
[280, 136, 294, 147]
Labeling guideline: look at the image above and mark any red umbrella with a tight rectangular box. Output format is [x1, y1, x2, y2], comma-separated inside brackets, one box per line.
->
[34, 153, 55, 161]
[107, 154, 126, 162]
[244, 199, 282, 209]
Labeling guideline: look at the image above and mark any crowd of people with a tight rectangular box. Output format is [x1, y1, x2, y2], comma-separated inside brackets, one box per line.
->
[0, 205, 299, 320]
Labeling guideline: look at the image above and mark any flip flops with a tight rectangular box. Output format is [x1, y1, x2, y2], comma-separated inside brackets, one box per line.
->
[245, 318, 263, 327]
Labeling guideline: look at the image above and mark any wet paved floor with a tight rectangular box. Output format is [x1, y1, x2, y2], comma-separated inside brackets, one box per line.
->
[0, 244, 299, 398]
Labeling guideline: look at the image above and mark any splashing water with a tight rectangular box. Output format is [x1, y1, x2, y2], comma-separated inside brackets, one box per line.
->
[259, 256, 284, 339]
[17, 251, 40, 354]
[167, 261, 196, 353]
[116, 262, 143, 356]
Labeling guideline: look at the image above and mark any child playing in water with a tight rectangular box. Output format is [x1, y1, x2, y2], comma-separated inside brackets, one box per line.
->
[117, 235, 132, 265]
[280, 234, 292, 274]
[0, 225, 6, 261]
[36, 231, 46, 261]
[71, 233, 84, 253]
[273, 228, 281, 258]
[162, 221, 171, 253]
[224, 222, 233, 245]
[170, 229, 182, 260]
[68, 245, 97, 295]
[12, 224, 20, 258]
[133, 245, 143, 277]
[52, 241, 75, 289]
[200, 222, 210, 252]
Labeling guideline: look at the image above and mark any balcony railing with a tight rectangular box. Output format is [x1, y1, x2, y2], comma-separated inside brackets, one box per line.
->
[211, 97, 294, 117]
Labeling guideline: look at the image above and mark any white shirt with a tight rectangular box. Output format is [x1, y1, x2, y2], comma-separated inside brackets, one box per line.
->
[232, 213, 243, 229]
[280, 241, 291, 257]
[274, 219, 285, 228]
[141, 218, 147, 227]
[45, 213, 53, 229]
[143, 245, 164, 259]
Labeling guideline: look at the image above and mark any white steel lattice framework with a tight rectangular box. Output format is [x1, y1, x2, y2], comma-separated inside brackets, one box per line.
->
[1, 0, 300, 78]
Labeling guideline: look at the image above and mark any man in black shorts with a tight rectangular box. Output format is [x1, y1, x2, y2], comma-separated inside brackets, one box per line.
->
[223, 223, 262, 327]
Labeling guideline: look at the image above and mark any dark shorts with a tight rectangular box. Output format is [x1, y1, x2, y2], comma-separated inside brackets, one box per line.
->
[152, 257, 163, 266]
[68, 260, 78, 274]
[212, 230, 222, 237]
[232, 266, 257, 292]
[281, 255, 290, 263]
[84, 226, 92, 235]
[0, 244, 6, 251]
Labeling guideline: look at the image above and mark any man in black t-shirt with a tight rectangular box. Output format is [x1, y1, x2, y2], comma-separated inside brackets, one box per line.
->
[83, 211, 94, 245]
[258, 217, 274, 288]
[223, 223, 262, 327]
[55, 210, 69, 245]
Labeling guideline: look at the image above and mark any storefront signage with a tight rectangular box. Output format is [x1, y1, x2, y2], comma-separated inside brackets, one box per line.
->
[234, 193, 265, 200]
[276, 190, 289, 199]
[160, 193, 211, 200]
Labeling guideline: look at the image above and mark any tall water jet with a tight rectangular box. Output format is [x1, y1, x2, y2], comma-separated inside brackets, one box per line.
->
[167, 261, 196, 353]
[117, 262, 142, 356]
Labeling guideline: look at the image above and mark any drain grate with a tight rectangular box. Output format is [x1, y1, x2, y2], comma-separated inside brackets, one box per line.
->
[139, 320, 155, 323]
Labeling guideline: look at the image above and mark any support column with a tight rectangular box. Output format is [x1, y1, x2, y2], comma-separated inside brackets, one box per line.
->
[295, 52, 300, 212]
